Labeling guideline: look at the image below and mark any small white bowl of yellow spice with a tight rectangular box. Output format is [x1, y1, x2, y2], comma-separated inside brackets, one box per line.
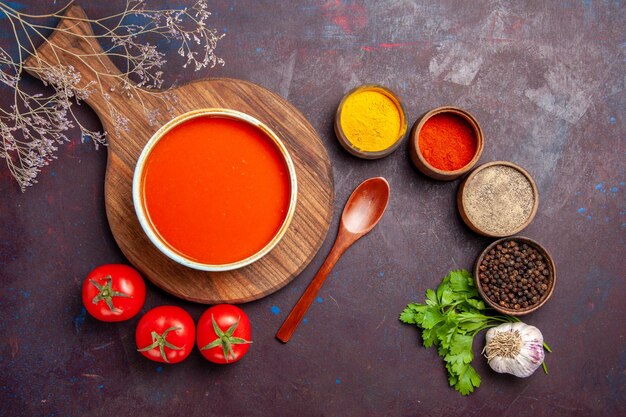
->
[335, 84, 408, 159]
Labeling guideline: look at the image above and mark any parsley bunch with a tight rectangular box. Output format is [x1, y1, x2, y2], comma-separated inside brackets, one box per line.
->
[400, 269, 519, 395]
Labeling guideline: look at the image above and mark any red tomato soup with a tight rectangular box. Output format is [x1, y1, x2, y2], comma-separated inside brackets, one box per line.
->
[141, 116, 292, 265]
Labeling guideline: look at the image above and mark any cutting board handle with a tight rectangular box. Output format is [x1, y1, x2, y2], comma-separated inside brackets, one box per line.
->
[24, 5, 127, 114]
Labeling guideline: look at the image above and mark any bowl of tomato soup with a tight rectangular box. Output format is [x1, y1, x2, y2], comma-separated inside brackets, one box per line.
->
[133, 109, 297, 271]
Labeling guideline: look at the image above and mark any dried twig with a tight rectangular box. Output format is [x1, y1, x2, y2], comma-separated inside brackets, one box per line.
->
[0, 0, 224, 191]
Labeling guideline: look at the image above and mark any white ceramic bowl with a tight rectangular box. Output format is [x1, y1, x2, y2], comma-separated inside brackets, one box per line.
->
[132, 108, 298, 272]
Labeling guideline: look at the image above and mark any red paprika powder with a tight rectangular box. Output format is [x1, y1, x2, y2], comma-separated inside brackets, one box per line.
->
[418, 113, 477, 171]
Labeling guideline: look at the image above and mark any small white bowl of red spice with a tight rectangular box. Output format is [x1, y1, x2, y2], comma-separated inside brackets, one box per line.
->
[409, 106, 484, 181]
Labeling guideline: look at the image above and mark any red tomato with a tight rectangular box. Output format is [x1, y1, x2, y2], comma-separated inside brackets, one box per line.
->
[196, 304, 251, 364]
[136, 306, 195, 364]
[81, 264, 146, 322]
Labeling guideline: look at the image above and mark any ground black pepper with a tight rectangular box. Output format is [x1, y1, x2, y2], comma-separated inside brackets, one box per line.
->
[479, 240, 551, 310]
[462, 164, 536, 236]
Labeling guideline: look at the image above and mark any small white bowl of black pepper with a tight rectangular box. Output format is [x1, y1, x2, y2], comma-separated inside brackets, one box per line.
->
[474, 236, 556, 316]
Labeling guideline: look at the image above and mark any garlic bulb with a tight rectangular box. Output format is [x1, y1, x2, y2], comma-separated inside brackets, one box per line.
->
[484, 322, 545, 378]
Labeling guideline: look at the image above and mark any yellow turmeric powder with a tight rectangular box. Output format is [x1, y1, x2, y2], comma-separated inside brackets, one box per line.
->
[339, 88, 405, 153]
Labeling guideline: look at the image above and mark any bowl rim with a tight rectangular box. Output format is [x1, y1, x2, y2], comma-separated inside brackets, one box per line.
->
[409, 106, 484, 180]
[473, 236, 556, 316]
[132, 108, 298, 272]
[458, 160, 539, 237]
[334, 84, 408, 160]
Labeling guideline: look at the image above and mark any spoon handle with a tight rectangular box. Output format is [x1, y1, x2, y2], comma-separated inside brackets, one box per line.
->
[276, 238, 349, 343]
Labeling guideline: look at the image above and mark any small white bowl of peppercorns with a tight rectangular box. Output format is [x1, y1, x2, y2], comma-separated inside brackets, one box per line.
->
[474, 236, 556, 316]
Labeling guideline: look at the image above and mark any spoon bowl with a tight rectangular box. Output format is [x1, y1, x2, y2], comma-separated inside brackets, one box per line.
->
[342, 177, 391, 234]
[276, 177, 390, 343]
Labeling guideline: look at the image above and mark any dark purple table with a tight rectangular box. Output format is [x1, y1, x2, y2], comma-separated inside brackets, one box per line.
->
[1, 1, 624, 416]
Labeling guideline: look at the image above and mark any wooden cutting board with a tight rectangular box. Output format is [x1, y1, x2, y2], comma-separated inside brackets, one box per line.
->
[25, 5, 334, 304]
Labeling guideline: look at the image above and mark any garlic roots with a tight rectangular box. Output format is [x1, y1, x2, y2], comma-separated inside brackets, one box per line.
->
[484, 322, 545, 378]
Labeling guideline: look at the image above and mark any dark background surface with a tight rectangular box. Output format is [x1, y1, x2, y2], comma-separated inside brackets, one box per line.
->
[1, 1, 624, 416]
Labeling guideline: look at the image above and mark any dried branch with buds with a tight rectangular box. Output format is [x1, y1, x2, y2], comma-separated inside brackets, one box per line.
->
[0, 0, 224, 191]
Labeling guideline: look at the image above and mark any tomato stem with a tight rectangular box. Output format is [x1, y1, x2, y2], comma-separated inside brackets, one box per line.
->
[137, 326, 182, 363]
[200, 315, 251, 363]
[90, 275, 131, 312]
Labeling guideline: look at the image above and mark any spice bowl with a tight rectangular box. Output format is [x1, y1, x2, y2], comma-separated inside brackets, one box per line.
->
[334, 84, 408, 159]
[458, 161, 539, 237]
[474, 236, 556, 316]
[409, 106, 484, 180]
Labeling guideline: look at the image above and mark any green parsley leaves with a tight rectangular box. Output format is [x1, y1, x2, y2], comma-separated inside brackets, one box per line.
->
[400, 270, 517, 396]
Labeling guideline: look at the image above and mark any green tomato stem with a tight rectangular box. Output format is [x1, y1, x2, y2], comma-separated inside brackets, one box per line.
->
[137, 326, 182, 363]
[200, 315, 252, 363]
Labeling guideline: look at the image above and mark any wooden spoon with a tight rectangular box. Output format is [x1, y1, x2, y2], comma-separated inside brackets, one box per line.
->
[276, 177, 390, 343]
